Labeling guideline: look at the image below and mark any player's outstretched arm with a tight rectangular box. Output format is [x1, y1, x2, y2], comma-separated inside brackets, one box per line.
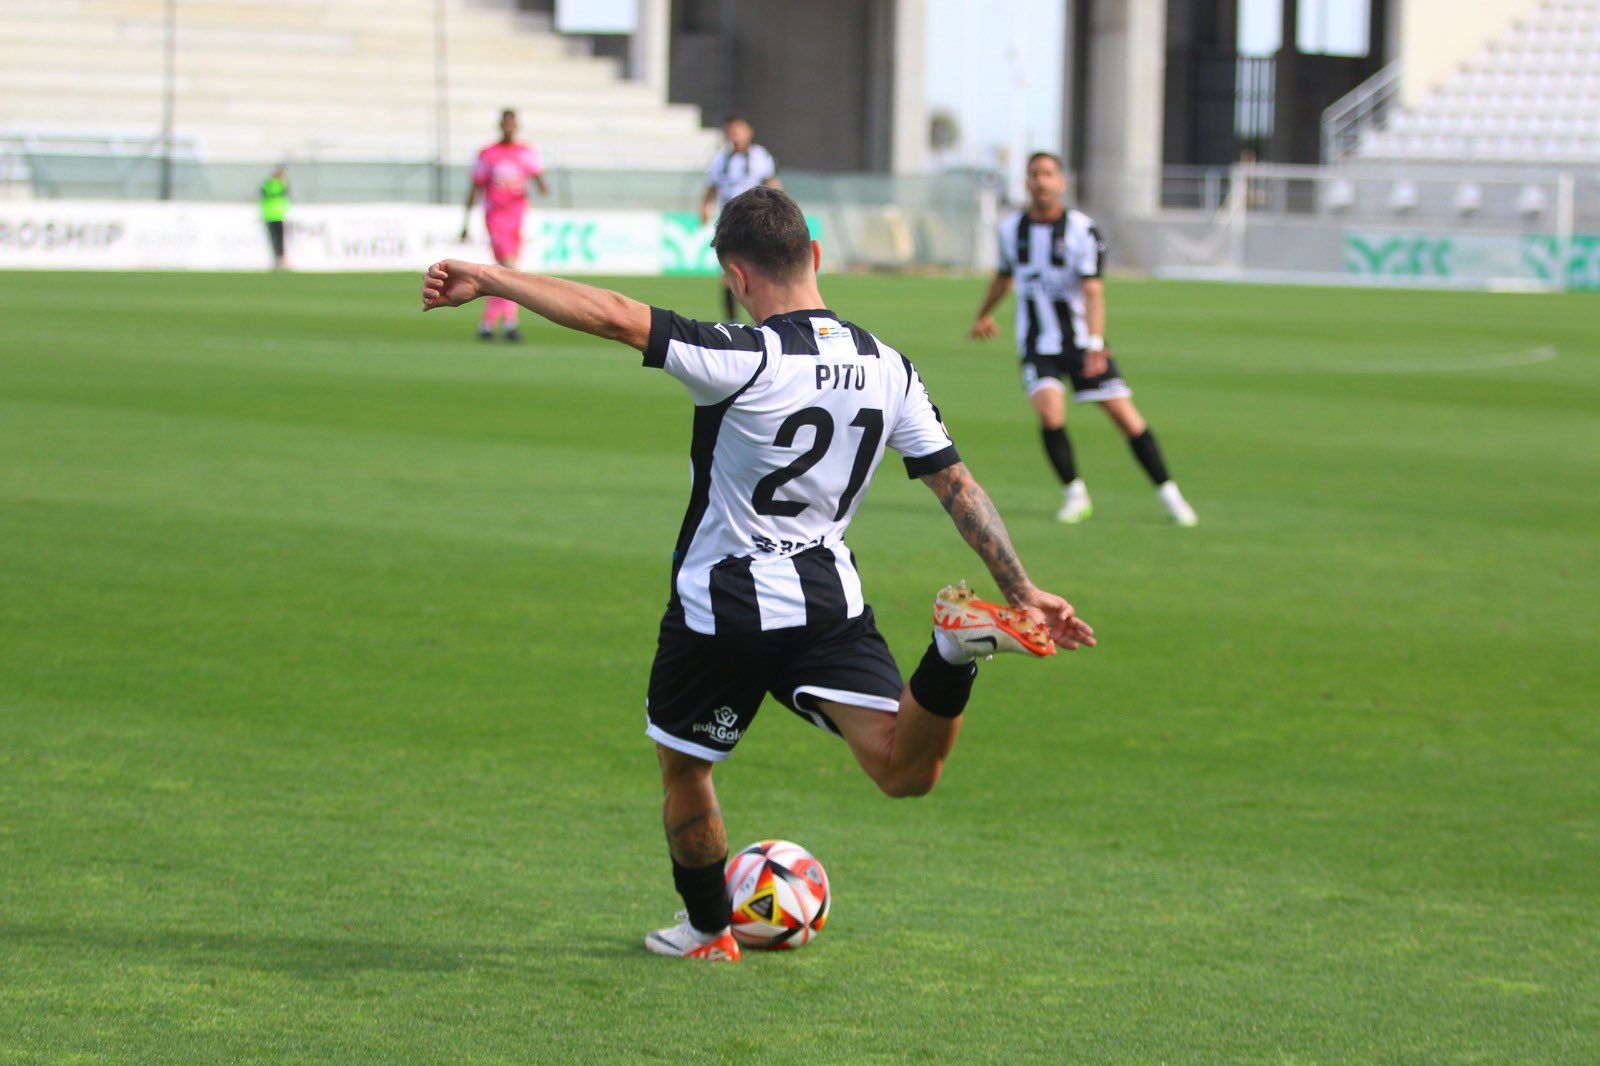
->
[422, 260, 652, 350]
[968, 274, 1012, 340]
[920, 462, 1096, 650]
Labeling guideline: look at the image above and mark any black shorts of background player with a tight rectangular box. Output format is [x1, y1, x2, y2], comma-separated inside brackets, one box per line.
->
[969, 152, 1197, 526]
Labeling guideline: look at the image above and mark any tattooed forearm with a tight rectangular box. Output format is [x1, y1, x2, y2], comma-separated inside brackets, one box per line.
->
[920, 462, 1033, 602]
[665, 804, 727, 866]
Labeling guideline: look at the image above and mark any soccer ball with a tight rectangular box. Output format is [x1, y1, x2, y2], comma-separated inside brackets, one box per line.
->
[725, 839, 830, 950]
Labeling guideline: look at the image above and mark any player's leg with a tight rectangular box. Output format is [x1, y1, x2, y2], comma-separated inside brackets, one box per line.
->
[641, 616, 765, 961]
[266, 220, 286, 270]
[1027, 361, 1091, 523]
[820, 681, 967, 799]
[643, 744, 741, 960]
[497, 226, 523, 342]
[1099, 397, 1198, 526]
[481, 212, 519, 339]
[777, 596, 1051, 798]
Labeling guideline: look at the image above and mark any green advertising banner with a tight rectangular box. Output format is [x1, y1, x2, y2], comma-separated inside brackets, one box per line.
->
[661, 213, 719, 276]
[661, 212, 826, 276]
[1345, 232, 1600, 292]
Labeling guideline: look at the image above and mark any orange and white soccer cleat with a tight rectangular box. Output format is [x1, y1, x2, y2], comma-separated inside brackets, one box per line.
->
[933, 581, 1057, 659]
[644, 913, 743, 962]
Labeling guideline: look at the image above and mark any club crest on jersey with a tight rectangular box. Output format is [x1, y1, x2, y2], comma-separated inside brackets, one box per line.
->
[694, 706, 743, 744]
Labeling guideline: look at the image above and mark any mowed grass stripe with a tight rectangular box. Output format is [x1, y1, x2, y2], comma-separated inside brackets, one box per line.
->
[1, 271, 1596, 1061]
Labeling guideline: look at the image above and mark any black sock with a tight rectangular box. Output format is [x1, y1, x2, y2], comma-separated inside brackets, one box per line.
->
[909, 641, 978, 719]
[1129, 429, 1171, 486]
[1040, 427, 1078, 484]
[722, 286, 738, 321]
[673, 855, 731, 934]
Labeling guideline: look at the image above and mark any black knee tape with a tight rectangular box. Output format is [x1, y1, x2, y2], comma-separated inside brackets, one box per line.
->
[672, 855, 731, 934]
[908, 642, 978, 719]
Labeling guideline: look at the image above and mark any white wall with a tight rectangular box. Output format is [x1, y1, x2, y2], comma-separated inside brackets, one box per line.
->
[1400, 0, 1538, 105]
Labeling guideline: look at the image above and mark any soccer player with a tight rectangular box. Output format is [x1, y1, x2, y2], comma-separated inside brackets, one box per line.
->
[701, 114, 779, 321]
[260, 165, 289, 271]
[460, 108, 548, 342]
[969, 152, 1198, 526]
[422, 188, 1095, 963]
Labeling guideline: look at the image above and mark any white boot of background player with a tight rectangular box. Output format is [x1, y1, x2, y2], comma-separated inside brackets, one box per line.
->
[1056, 479, 1092, 524]
[1157, 481, 1198, 526]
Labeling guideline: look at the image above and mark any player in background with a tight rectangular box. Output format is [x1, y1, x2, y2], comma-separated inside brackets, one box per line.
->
[422, 188, 1095, 963]
[461, 109, 548, 342]
[970, 152, 1198, 526]
[260, 165, 289, 271]
[701, 114, 779, 321]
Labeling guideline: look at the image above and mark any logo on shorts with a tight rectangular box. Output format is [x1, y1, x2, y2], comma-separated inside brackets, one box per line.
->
[694, 706, 743, 745]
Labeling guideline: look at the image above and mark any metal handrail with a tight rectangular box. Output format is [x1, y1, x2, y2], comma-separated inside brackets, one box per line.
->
[1322, 62, 1403, 164]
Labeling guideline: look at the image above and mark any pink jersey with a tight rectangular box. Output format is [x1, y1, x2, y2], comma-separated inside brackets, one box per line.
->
[473, 141, 543, 214]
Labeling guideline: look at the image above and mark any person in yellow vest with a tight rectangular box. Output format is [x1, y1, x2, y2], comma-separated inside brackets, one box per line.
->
[260, 166, 290, 270]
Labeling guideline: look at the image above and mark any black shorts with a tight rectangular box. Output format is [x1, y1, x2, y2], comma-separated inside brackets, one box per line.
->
[266, 220, 285, 259]
[1021, 348, 1132, 402]
[645, 607, 904, 762]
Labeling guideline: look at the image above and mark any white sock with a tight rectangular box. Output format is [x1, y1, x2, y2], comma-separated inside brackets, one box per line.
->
[933, 627, 977, 665]
[1065, 478, 1087, 497]
[689, 923, 726, 943]
[1157, 480, 1184, 505]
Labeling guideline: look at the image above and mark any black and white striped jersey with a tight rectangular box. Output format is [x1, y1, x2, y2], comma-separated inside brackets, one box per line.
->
[706, 145, 778, 208]
[996, 208, 1105, 356]
[643, 306, 960, 635]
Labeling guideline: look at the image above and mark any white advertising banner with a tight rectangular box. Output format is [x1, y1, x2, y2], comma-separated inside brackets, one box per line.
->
[0, 200, 674, 274]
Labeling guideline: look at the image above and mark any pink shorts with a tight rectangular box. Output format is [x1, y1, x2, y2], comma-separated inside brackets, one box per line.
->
[485, 209, 524, 263]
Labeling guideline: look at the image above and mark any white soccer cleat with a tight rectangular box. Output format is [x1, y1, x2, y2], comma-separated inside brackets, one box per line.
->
[1056, 479, 1093, 524]
[933, 581, 1056, 659]
[1157, 481, 1198, 526]
[644, 912, 742, 962]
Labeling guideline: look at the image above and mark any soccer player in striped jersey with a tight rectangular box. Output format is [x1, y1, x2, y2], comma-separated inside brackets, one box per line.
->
[460, 109, 548, 342]
[970, 152, 1198, 526]
[701, 114, 780, 321]
[422, 188, 1095, 962]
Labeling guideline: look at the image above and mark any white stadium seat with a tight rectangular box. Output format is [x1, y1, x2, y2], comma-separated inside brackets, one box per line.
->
[0, 0, 720, 168]
[1389, 180, 1420, 213]
[1518, 183, 1551, 217]
[1356, 0, 1600, 164]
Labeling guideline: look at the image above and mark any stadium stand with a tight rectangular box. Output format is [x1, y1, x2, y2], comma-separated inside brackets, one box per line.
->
[1356, 0, 1600, 162]
[0, 0, 718, 168]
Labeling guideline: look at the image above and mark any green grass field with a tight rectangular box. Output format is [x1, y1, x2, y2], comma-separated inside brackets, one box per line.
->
[2, 271, 1597, 1062]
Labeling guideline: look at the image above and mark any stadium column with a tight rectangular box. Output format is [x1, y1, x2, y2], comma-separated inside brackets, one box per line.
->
[1079, 0, 1167, 219]
[889, 0, 928, 175]
[631, 0, 669, 102]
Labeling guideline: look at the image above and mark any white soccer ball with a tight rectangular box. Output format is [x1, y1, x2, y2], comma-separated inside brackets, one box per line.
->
[725, 839, 830, 950]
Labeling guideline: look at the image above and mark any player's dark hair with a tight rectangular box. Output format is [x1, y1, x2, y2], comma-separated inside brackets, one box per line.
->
[501, 108, 516, 120]
[711, 187, 812, 282]
[723, 113, 748, 127]
[1027, 151, 1063, 170]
